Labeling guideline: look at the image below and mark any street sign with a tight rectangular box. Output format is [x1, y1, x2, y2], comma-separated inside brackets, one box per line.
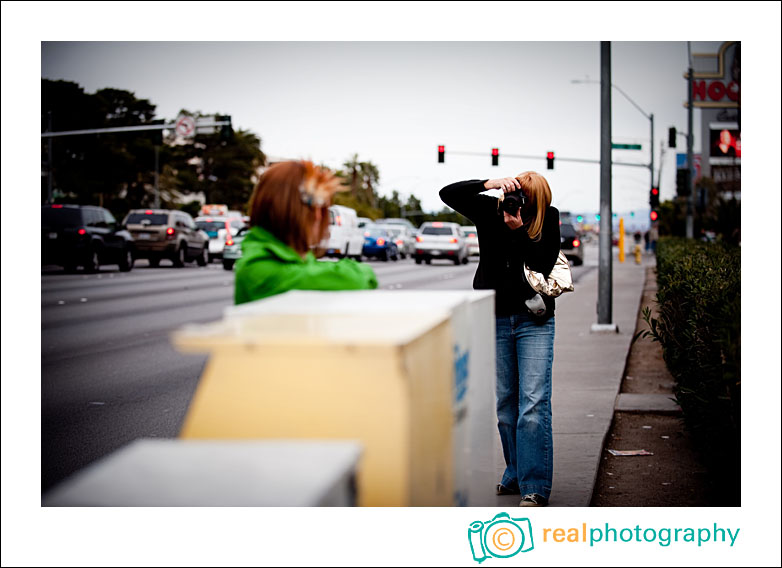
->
[611, 143, 642, 150]
[174, 114, 196, 138]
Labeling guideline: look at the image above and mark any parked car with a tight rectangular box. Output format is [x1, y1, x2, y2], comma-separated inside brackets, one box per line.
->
[221, 225, 249, 270]
[362, 227, 400, 261]
[42, 204, 135, 272]
[123, 209, 209, 267]
[320, 204, 364, 260]
[375, 224, 415, 259]
[414, 221, 468, 265]
[195, 216, 246, 262]
[462, 225, 480, 256]
[559, 222, 584, 266]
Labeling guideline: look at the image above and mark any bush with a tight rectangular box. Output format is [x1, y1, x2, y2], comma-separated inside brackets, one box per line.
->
[639, 237, 740, 497]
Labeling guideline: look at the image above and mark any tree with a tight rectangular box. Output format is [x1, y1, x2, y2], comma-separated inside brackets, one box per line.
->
[42, 79, 163, 214]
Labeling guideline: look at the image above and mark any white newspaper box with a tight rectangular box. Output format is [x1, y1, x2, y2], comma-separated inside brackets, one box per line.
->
[222, 290, 497, 506]
[43, 439, 362, 506]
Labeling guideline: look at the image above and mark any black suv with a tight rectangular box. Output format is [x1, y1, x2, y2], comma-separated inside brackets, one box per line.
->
[559, 222, 584, 266]
[42, 204, 135, 272]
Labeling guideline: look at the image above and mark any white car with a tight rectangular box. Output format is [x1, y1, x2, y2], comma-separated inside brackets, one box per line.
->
[320, 205, 364, 260]
[414, 222, 469, 265]
[462, 225, 480, 256]
[375, 224, 415, 259]
[195, 216, 246, 262]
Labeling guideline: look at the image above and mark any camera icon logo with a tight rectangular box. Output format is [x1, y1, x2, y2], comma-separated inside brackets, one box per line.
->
[468, 513, 534, 563]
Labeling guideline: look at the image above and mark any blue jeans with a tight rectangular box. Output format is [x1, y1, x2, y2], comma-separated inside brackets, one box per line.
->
[495, 312, 555, 499]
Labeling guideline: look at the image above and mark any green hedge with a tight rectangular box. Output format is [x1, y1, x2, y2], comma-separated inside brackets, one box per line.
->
[639, 237, 740, 494]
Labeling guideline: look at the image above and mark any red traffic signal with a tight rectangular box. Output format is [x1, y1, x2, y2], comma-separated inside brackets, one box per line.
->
[438, 145, 445, 163]
[650, 210, 659, 222]
[491, 148, 499, 167]
[546, 151, 554, 170]
[650, 187, 660, 208]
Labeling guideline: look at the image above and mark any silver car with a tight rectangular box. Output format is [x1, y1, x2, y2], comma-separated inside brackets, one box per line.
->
[375, 224, 415, 259]
[413, 222, 468, 265]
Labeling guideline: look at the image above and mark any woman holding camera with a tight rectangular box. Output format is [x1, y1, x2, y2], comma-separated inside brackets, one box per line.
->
[235, 160, 378, 304]
[440, 172, 560, 507]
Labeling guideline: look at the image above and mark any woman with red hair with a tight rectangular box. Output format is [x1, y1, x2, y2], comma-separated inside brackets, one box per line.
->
[235, 160, 377, 304]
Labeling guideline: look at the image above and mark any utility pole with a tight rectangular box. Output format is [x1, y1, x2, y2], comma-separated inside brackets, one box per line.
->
[47, 111, 54, 204]
[154, 145, 160, 209]
[593, 41, 617, 333]
[686, 41, 695, 239]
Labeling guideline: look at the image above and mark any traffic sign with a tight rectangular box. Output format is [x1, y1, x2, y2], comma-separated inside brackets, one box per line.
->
[611, 143, 641, 150]
[174, 114, 196, 138]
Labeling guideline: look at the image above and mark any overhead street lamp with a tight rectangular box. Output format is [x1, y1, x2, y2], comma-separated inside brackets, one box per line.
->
[572, 78, 655, 206]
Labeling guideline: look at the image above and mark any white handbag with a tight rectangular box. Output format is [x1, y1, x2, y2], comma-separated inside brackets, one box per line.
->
[523, 250, 574, 297]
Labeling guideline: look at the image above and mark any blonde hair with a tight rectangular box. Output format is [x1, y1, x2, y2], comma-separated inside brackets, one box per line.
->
[515, 171, 552, 241]
[247, 161, 344, 254]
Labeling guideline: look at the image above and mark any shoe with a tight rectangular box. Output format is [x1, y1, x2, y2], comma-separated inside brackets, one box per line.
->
[496, 483, 520, 496]
[519, 493, 548, 507]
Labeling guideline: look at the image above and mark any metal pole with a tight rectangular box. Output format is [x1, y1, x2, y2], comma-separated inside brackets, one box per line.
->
[650, 113, 655, 193]
[47, 111, 53, 203]
[686, 42, 695, 238]
[154, 145, 160, 209]
[595, 41, 614, 329]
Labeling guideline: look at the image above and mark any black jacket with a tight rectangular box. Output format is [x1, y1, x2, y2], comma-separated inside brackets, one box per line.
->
[439, 179, 561, 319]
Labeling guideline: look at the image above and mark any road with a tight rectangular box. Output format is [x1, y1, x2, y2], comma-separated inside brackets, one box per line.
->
[41, 250, 595, 492]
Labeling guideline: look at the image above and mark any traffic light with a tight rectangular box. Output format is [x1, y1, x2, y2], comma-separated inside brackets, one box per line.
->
[650, 187, 660, 208]
[668, 127, 677, 148]
[491, 148, 499, 166]
[546, 151, 555, 170]
[676, 168, 689, 197]
[219, 115, 233, 141]
[650, 210, 659, 222]
[438, 145, 445, 163]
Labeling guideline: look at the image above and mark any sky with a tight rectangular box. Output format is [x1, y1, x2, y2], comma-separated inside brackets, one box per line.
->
[40, 39, 706, 222]
[3, 2, 782, 566]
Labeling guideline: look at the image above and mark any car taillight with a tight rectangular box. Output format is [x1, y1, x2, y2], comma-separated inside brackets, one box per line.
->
[336, 215, 342, 226]
[376, 238, 385, 246]
[166, 227, 175, 235]
[146, 210, 154, 215]
[226, 238, 234, 246]
[432, 222, 443, 228]
[364, 231, 371, 237]
[573, 239, 581, 248]
[449, 238, 458, 243]
[78, 228, 86, 235]
[52, 204, 63, 209]
[395, 239, 403, 246]
[416, 236, 423, 242]
[468, 233, 476, 238]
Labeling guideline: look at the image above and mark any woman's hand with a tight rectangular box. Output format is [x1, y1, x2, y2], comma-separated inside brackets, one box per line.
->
[503, 209, 524, 230]
[484, 177, 521, 193]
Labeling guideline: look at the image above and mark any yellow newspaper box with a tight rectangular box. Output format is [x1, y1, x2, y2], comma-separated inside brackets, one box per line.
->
[173, 311, 454, 506]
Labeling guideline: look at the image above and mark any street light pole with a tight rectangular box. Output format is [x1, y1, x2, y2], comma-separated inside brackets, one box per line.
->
[594, 41, 616, 331]
[572, 78, 655, 202]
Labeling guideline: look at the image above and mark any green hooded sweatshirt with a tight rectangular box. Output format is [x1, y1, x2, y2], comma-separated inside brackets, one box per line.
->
[234, 226, 378, 305]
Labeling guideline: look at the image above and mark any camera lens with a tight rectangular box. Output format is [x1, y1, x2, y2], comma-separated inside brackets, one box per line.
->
[501, 192, 524, 215]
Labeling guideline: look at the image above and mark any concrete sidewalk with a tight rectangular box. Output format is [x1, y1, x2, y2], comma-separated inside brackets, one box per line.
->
[492, 252, 651, 507]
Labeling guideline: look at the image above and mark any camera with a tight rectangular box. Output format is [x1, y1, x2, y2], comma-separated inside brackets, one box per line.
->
[499, 190, 527, 216]
[468, 513, 535, 561]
